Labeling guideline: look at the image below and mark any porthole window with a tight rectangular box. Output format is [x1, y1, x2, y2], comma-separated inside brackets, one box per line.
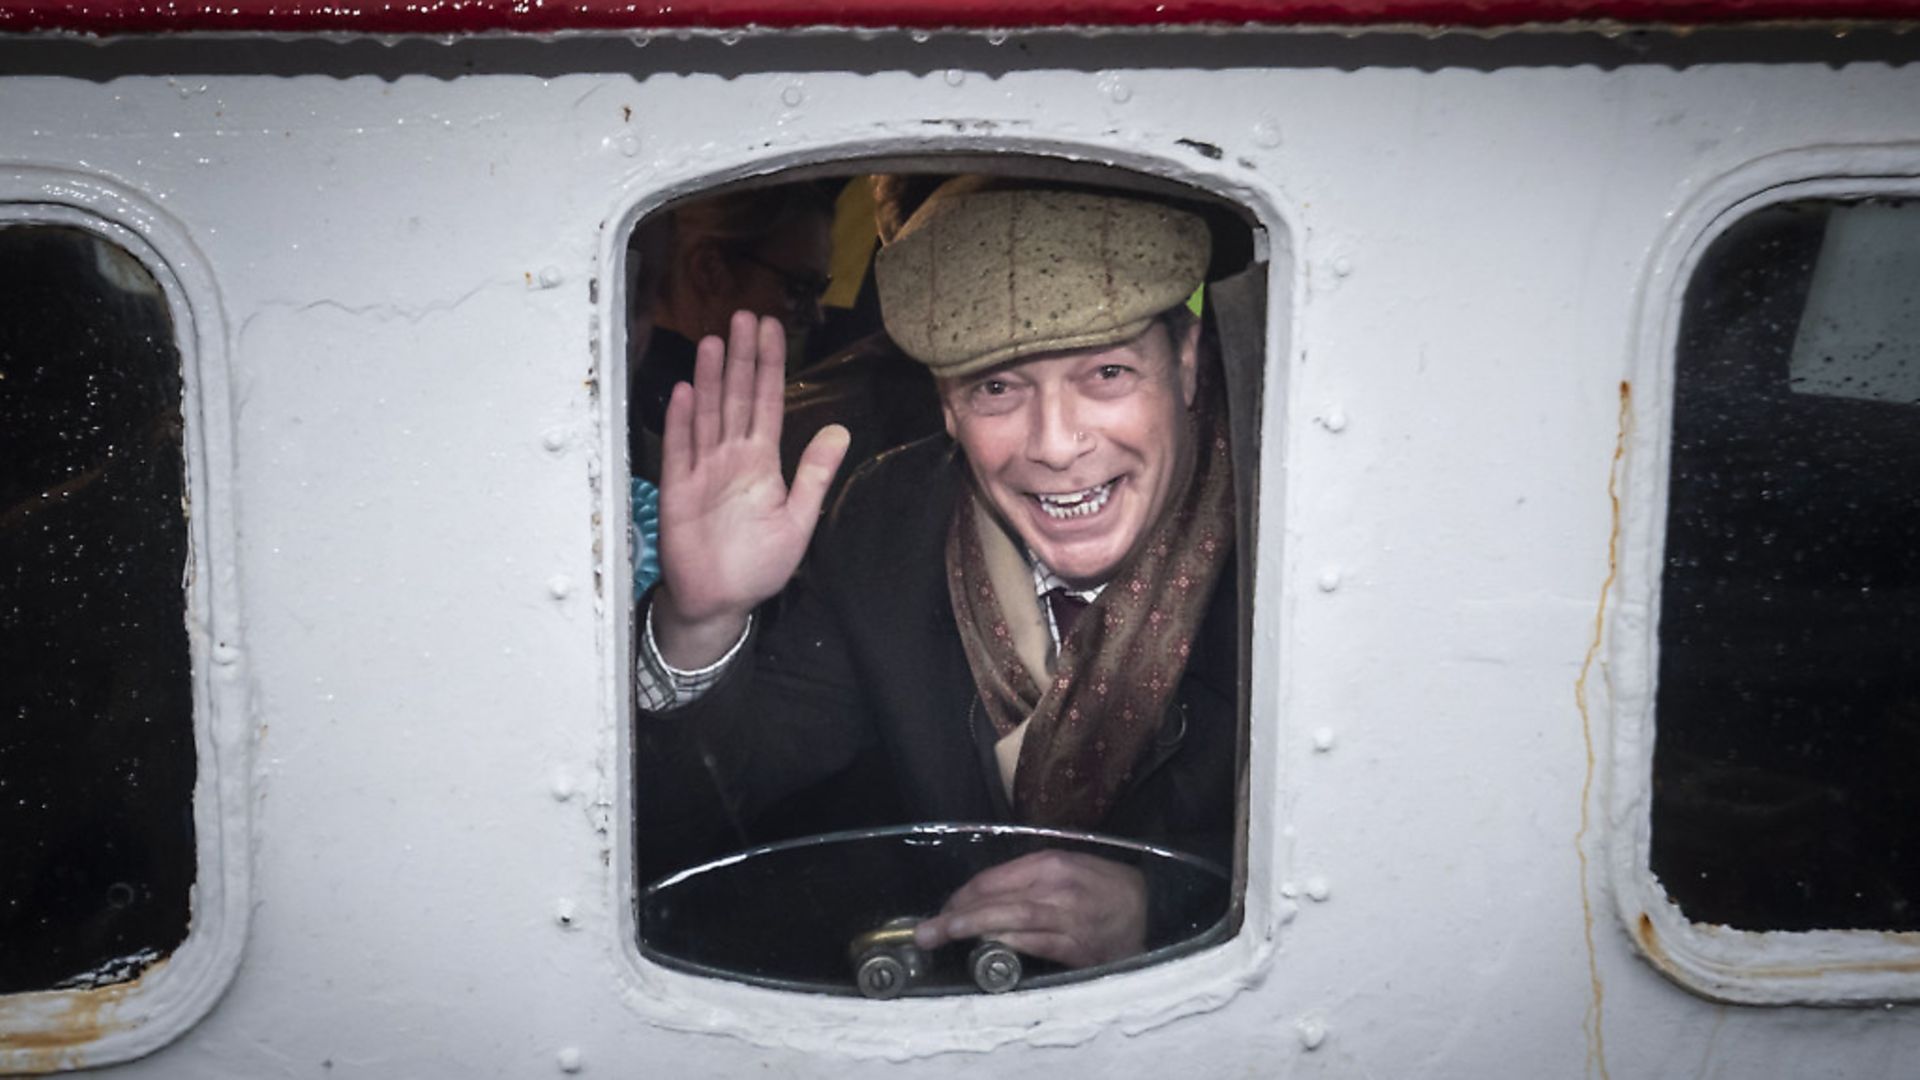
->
[1655, 197, 1920, 934]
[1, 188, 247, 1073]
[1, 224, 195, 994]
[1622, 183, 1920, 1004]
[623, 159, 1268, 1000]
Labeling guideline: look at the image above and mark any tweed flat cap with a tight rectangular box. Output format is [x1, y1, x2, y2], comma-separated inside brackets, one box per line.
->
[875, 185, 1210, 377]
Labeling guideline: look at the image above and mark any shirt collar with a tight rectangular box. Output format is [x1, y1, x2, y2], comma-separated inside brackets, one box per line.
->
[1029, 554, 1106, 602]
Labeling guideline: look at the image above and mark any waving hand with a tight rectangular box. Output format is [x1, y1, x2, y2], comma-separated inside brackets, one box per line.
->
[651, 311, 850, 669]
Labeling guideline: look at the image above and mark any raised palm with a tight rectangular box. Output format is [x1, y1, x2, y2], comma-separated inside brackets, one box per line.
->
[653, 311, 848, 668]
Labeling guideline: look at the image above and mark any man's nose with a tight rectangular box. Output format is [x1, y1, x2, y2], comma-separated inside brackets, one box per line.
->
[1026, 390, 1089, 469]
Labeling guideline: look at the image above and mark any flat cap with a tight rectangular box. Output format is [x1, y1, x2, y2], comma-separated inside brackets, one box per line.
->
[875, 185, 1210, 377]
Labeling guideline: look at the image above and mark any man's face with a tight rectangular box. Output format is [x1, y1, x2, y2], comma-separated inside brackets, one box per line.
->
[940, 320, 1200, 587]
[731, 212, 832, 334]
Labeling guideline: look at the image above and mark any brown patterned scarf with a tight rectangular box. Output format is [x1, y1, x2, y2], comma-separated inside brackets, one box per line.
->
[945, 380, 1233, 830]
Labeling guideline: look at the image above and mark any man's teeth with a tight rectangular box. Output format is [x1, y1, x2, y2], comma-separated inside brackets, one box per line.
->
[1034, 481, 1115, 520]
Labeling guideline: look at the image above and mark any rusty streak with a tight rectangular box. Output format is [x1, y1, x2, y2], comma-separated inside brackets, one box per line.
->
[1574, 379, 1629, 1080]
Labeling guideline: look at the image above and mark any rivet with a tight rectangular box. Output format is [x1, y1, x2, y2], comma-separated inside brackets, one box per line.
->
[1317, 568, 1341, 593]
[1332, 256, 1354, 278]
[548, 575, 573, 600]
[557, 1046, 584, 1073]
[944, 68, 966, 87]
[614, 134, 640, 158]
[780, 84, 804, 107]
[555, 898, 578, 927]
[550, 768, 576, 801]
[538, 266, 564, 289]
[542, 429, 568, 453]
[1312, 727, 1336, 752]
[1321, 409, 1348, 433]
[1253, 119, 1283, 149]
[1305, 876, 1331, 902]
[213, 642, 240, 665]
[1296, 1016, 1329, 1051]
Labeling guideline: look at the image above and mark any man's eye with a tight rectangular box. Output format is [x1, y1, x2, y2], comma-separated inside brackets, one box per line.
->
[1096, 365, 1127, 379]
[978, 379, 1009, 396]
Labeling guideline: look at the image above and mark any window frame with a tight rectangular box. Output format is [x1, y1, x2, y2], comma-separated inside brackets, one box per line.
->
[1611, 147, 1920, 1006]
[0, 170, 252, 1072]
[600, 139, 1299, 1052]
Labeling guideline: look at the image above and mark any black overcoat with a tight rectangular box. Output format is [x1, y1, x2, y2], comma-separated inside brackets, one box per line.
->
[635, 435, 1239, 880]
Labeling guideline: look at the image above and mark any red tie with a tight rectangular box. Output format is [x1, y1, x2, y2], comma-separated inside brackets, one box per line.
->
[1046, 588, 1089, 641]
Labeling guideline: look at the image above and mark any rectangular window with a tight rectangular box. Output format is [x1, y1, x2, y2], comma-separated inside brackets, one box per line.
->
[625, 162, 1266, 1002]
[1654, 197, 1920, 935]
[0, 224, 196, 994]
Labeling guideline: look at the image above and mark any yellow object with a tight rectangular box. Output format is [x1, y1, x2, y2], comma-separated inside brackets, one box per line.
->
[823, 177, 878, 310]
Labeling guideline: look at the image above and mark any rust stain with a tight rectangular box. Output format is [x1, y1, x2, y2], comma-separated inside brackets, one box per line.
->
[1634, 912, 1672, 972]
[0, 976, 140, 1073]
[1574, 380, 1630, 1080]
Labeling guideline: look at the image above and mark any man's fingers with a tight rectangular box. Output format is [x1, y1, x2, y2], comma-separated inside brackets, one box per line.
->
[750, 314, 786, 440]
[940, 851, 1074, 912]
[915, 901, 1101, 968]
[971, 930, 1091, 969]
[661, 381, 695, 481]
[785, 423, 850, 526]
[721, 310, 759, 438]
[691, 333, 725, 450]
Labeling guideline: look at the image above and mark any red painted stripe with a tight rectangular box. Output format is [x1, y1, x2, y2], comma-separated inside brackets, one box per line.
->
[0, 0, 1915, 36]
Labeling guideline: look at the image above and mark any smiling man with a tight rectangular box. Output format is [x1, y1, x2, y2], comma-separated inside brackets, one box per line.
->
[635, 180, 1238, 971]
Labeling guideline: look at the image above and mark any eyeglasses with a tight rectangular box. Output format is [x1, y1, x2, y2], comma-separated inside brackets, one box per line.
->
[733, 249, 831, 307]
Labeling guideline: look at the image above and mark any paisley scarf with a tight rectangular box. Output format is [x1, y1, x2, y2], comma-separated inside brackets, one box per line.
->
[945, 378, 1233, 830]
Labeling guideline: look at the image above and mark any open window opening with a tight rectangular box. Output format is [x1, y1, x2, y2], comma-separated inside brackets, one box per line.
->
[624, 156, 1267, 998]
[1654, 196, 1920, 939]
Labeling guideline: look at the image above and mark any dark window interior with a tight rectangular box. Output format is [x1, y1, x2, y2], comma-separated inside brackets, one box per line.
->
[0, 225, 195, 992]
[1653, 198, 1920, 932]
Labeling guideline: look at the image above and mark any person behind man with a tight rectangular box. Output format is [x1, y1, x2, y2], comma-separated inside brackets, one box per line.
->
[631, 182, 835, 470]
[628, 183, 835, 594]
[636, 179, 1237, 970]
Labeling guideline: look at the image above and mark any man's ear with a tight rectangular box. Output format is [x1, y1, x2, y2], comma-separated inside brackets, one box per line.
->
[1176, 317, 1202, 407]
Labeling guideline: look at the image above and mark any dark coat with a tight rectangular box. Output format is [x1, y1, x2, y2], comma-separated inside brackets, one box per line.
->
[635, 435, 1239, 882]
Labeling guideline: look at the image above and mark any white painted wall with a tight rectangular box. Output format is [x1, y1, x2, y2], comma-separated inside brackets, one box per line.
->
[3, 32, 1919, 1077]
